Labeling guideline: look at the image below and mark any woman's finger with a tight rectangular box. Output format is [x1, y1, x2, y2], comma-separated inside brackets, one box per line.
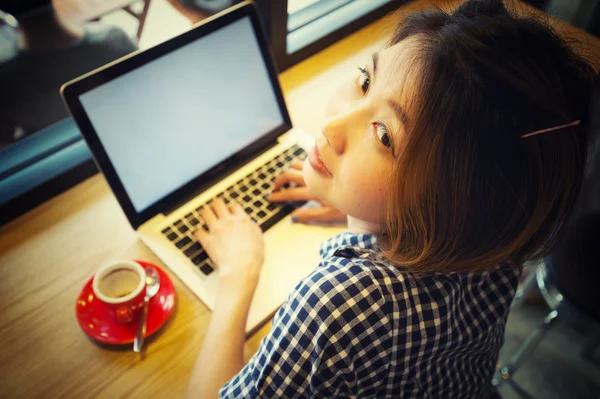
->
[290, 161, 304, 170]
[273, 168, 305, 191]
[193, 227, 210, 245]
[193, 228, 219, 267]
[291, 207, 347, 224]
[211, 198, 230, 218]
[269, 186, 315, 202]
[199, 205, 218, 226]
[230, 202, 246, 217]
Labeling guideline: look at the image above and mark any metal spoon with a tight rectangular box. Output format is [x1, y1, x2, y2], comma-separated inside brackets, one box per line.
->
[133, 266, 160, 353]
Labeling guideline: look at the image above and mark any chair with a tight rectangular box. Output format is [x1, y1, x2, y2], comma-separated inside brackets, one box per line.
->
[493, 214, 600, 396]
[167, 0, 240, 25]
[494, 78, 600, 397]
[181, 0, 236, 14]
[53, 0, 152, 39]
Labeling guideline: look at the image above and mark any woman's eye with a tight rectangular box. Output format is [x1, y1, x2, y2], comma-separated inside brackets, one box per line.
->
[358, 66, 370, 94]
[375, 123, 393, 149]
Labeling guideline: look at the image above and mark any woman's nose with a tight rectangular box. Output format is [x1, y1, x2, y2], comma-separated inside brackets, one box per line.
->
[321, 117, 346, 155]
[322, 107, 367, 155]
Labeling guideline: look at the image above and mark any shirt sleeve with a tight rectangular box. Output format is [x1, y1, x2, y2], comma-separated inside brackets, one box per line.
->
[219, 262, 393, 399]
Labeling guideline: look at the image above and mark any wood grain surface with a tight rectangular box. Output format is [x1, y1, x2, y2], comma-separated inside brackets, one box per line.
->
[1, 1, 598, 398]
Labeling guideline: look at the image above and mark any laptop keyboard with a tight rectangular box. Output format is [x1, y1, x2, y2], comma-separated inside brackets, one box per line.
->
[160, 144, 307, 277]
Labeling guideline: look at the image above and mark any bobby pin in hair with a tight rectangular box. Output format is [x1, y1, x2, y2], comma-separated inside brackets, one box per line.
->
[521, 120, 581, 139]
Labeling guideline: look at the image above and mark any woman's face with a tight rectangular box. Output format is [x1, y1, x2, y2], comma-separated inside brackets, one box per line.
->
[303, 38, 417, 225]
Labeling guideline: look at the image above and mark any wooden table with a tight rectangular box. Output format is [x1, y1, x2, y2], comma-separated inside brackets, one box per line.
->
[54, 0, 152, 38]
[1, 1, 598, 398]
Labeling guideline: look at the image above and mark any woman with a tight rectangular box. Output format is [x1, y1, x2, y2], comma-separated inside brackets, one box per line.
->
[185, 0, 598, 397]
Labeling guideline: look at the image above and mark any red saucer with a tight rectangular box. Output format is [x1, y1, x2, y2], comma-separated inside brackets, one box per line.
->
[75, 261, 176, 345]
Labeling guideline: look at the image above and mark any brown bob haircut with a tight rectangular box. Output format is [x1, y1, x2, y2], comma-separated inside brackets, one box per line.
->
[380, 0, 598, 273]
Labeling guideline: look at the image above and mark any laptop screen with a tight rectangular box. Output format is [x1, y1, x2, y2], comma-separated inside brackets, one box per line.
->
[78, 17, 284, 213]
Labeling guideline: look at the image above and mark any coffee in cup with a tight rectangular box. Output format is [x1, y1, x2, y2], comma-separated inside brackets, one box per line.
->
[92, 260, 147, 323]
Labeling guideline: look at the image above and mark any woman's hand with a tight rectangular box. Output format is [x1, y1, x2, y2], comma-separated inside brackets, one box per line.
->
[187, 199, 264, 399]
[193, 199, 265, 290]
[268, 161, 346, 224]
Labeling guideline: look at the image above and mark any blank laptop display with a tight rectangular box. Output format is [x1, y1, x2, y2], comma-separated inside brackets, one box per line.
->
[78, 17, 285, 213]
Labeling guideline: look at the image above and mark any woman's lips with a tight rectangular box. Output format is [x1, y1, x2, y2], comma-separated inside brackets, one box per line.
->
[308, 144, 332, 177]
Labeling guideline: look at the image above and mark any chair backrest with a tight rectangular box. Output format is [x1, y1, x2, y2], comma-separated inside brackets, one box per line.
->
[570, 77, 600, 220]
[550, 213, 600, 322]
[548, 77, 600, 322]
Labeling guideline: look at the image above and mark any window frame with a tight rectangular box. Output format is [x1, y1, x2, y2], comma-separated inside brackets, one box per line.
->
[263, 0, 405, 71]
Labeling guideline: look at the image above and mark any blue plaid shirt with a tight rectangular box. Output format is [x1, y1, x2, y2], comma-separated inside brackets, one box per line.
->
[220, 232, 521, 398]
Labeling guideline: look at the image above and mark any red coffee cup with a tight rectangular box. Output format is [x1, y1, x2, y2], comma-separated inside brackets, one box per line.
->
[92, 260, 147, 324]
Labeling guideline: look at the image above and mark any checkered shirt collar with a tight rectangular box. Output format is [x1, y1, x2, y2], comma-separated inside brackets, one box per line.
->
[319, 231, 380, 260]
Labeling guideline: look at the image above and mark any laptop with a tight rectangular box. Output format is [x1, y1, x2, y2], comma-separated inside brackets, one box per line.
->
[61, 1, 345, 335]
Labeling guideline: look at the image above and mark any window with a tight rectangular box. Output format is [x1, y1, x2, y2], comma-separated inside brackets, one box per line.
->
[0, 0, 406, 224]
[287, 0, 396, 53]
[271, 0, 404, 70]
